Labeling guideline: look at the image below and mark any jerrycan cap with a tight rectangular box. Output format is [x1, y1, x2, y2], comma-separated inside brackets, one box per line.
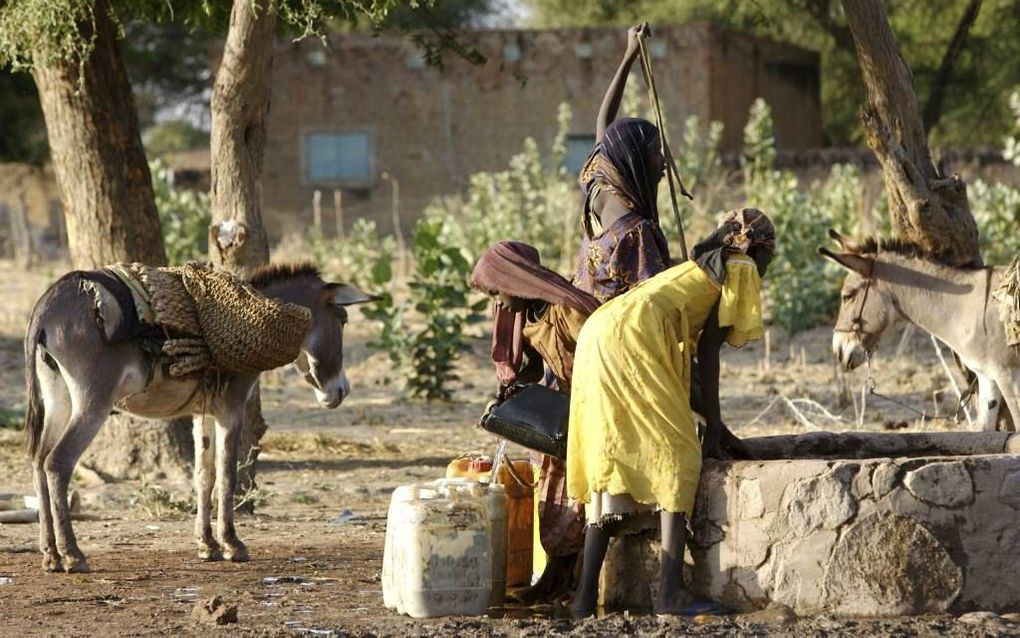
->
[469, 457, 493, 473]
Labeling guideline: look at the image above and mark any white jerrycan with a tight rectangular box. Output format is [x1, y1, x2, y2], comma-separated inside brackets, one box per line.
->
[382, 478, 507, 617]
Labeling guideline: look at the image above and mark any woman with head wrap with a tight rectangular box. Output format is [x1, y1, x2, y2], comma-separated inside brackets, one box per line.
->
[470, 241, 599, 604]
[566, 209, 776, 618]
[508, 23, 677, 605]
[573, 22, 672, 305]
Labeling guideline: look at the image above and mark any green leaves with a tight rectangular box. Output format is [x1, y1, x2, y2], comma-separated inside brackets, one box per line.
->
[150, 159, 211, 265]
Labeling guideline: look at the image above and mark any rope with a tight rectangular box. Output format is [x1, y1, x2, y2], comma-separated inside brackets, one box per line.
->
[636, 33, 692, 261]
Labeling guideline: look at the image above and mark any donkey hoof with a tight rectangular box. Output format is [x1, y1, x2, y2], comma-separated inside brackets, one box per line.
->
[198, 545, 223, 562]
[64, 557, 91, 574]
[224, 543, 249, 562]
[42, 554, 63, 573]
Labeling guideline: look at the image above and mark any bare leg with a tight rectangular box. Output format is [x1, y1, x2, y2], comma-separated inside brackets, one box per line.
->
[215, 412, 248, 561]
[193, 414, 221, 560]
[571, 524, 611, 618]
[518, 552, 577, 604]
[655, 512, 691, 615]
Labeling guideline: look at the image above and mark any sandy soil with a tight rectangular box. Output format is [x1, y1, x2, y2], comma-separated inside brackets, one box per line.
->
[1, 259, 1016, 637]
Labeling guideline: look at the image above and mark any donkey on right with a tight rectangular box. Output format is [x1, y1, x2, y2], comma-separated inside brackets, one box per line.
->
[820, 229, 1019, 432]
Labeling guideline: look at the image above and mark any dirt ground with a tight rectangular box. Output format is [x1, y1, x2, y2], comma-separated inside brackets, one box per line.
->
[1, 259, 1017, 637]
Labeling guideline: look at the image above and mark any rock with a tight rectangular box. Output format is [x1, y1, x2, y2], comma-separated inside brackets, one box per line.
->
[737, 478, 765, 519]
[999, 471, 1020, 509]
[824, 513, 961, 616]
[871, 462, 900, 498]
[784, 471, 856, 536]
[903, 462, 974, 508]
[1002, 612, 1020, 623]
[741, 603, 797, 625]
[958, 611, 1000, 624]
[191, 595, 238, 625]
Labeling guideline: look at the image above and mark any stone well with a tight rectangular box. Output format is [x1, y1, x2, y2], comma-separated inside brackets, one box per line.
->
[690, 431, 1020, 616]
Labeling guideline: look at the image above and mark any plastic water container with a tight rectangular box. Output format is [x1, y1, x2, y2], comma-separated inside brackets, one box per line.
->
[382, 478, 507, 617]
[446, 456, 534, 588]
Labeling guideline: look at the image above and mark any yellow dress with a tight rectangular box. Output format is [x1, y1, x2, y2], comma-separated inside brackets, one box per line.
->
[566, 255, 763, 518]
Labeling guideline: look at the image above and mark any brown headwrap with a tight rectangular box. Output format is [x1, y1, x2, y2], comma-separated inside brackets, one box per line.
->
[692, 208, 776, 286]
[470, 241, 599, 386]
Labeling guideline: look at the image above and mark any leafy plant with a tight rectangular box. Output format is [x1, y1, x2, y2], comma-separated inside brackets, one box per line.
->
[741, 99, 858, 333]
[150, 159, 211, 265]
[130, 477, 193, 520]
[0, 404, 24, 430]
[403, 216, 488, 400]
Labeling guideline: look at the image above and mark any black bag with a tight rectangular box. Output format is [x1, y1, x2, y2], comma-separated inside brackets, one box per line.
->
[480, 384, 569, 459]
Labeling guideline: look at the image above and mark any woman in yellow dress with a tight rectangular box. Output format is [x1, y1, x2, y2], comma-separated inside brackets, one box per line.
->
[566, 208, 776, 616]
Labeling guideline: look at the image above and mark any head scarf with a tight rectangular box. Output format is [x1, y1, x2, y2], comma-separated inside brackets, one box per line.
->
[578, 118, 662, 238]
[470, 241, 599, 386]
[692, 208, 777, 286]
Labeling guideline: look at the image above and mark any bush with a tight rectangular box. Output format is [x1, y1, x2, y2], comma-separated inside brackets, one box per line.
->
[307, 218, 397, 290]
[971, 178, 1020, 265]
[150, 159, 211, 265]
[741, 99, 858, 333]
[403, 217, 488, 399]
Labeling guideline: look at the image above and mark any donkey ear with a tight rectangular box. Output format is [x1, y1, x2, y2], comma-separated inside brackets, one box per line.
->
[818, 247, 872, 275]
[828, 228, 864, 253]
[327, 283, 381, 306]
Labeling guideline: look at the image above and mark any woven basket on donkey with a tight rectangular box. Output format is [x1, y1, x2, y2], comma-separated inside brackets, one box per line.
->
[179, 263, 312, 375]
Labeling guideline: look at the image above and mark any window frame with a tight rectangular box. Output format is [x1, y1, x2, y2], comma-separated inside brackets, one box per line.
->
[300, 127, 377, 188]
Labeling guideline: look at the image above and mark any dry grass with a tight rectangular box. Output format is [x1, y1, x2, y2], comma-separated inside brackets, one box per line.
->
[260, 431, 399, 457]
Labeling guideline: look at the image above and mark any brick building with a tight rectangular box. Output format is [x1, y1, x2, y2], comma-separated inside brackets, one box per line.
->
[256, 23, 822, 240]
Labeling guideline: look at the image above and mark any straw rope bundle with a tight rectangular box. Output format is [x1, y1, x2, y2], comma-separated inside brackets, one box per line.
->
[115, 262, 312, 377]
[993, 256, 1020, 349]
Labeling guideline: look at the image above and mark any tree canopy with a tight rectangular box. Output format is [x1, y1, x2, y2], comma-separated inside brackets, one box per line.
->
[523, 0, 1020, 147]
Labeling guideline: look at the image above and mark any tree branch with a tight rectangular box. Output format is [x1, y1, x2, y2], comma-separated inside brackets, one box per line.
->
[921, 0, 982, 133]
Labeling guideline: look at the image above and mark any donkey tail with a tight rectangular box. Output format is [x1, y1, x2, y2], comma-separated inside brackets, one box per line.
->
[24, 317, 46, 459]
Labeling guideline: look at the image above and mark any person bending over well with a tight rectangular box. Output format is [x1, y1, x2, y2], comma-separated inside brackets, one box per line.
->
[566, 209, 776, 617]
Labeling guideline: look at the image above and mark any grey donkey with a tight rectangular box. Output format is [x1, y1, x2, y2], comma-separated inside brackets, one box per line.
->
[23, 263, 377, 573]
[821, 230, 1020, 432]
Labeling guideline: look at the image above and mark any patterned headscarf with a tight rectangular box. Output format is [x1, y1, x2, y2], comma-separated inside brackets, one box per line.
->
[470, 241, 599, 385]
[693, 208, 777, 286]
[578, 118, 662, 238]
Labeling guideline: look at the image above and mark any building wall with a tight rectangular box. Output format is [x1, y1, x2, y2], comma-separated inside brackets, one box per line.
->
[257, 24, 821, 241]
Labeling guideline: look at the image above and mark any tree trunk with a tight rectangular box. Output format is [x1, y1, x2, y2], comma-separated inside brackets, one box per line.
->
[31, 2, 166, 269]
[842, 0, 982, 267]
[209, 0, 279, 501]
[31, 0, 192, 484]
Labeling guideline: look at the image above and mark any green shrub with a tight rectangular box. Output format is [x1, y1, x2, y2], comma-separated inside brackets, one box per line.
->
[972, 178, 1020, 265]
[150, 159, 210, 265]
[402, 217, 488, 400]
[741, 99, 858, 333]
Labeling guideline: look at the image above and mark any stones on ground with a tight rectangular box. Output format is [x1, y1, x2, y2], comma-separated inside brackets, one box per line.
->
[191, 595, 238, 625]
[903, 461, 974, 508]
[958, 611, 1000, 624]
[740, 603, 797, 626]
[783, 469, 856, 536]
[999, 471, 1020, 509]
[824, 513, 961, 616]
